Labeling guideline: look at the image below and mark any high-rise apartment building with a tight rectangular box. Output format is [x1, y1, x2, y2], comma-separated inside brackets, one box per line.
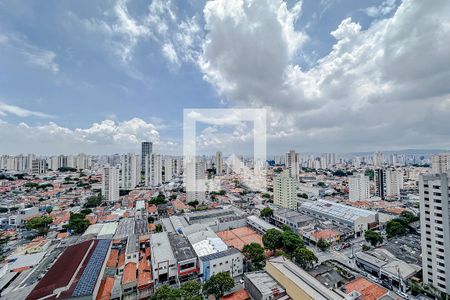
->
[121, 154, 140, 189]
[419, 171, 450, 295]
[274, 170, 298, 210]
[144, 154, 162, 187]
[141, 141, 153, 173]
[164, 156, 174, 182]
[102, 166, 119, 202]
[385, 169, 403, 199]
[186, 160, 206, 204]
[373, 151, 384, 167]
[374, 168, 386, 200]
[215, 151, 223, 175]
[375, 168, 403, 199]
[348, 173, 370, 201]
[285, 150, 300, 179]
[431, 153, 450, 174]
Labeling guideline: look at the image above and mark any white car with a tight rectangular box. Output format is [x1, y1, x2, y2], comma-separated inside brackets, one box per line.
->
[239, 278, 244, 285]
[397, 291, 409, 299]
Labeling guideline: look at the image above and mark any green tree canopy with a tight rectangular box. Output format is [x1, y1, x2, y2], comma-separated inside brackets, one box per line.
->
[317, 239, 330, 251]
[203, 272, 234, 300]
[293, 247, 318, 270]
[242, 243, 265, 271]
[386, 220, 408, 238]
[148, 194, 166, 206]
[180, 280, 202, 300]
[260, 207, 273, 219]
[263, 228, 283, 251]
[151, 284, 180, 299]
[282, 230, 304, 255]
[84, 194, 103, 208]
[25, 215, 53, 234]
[66, 213, 90, 234]
[364, 230, 384, 246]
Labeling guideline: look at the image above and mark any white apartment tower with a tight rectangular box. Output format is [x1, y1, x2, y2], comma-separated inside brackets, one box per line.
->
[164, 156, 174, 182]
[121, 154, 140, 189]
[186, 160, 206, 204]
[144, 154, 162, 187]
[419, 171, 450, 295]
[274, 170, 299, 210]
[372, 151, 384, 167]
[285, 150, 300, 179]
[102, 166, 120, 202]
[431, 153, 450, 174]
[348, 173, 370, 201]
[215, 151, 224, 175]
[385, 169, 403, 199]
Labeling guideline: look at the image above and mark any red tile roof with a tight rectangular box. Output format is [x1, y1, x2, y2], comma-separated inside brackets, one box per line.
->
[122, 262, 137, 285]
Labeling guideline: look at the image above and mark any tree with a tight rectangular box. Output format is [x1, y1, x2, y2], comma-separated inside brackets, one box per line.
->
[282, 230, 304, 255]
[317, 239, 330, 251]
[187, 200, 199, 208]
[84, 194, 103, 208]
[180, 280, 202, 300]
[293, 247, 318, 270]
[46, 207, 53, 214]
[386, 220, 407, 238]
[66, 213, 90, 234]
[364, 230, 383, 247]
[242, 243, 265, 271]
[155, 224, 163, 232]
[280, 224, 292, 232]
[297, 193, 308, 199]
[400, 211, 419, 224]
[25, 215, 53, 235]
[148, 194, 166, 206]
[260, 207, 273, 219]
[262, 193, 271, 199]
[263, 229, 283, 252]
[203, 272, 234, 300]
[151, 284, 180, 299]
[0, 207, 8, 213]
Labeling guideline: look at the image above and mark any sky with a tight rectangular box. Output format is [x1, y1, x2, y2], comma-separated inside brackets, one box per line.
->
[0, 0, 449, 155]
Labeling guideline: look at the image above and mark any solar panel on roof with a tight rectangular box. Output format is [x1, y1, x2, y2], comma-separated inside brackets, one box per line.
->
[72, 239, 111, 297]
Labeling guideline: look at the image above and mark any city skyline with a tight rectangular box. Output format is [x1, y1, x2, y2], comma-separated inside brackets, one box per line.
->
[1, 0, 449, 154]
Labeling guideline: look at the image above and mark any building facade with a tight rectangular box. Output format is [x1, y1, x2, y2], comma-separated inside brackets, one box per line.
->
[419, 171, 450, 294]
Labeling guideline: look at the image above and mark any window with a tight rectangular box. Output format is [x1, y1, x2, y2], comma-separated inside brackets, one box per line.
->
[180, 262, 195, 270]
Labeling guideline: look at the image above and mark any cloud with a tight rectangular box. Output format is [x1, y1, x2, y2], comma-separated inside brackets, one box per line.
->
[0, 102, 53, 118]
[162, 42, 179, 66]
[197, 0, 450, 152]
[0, 118, 162, 154]
[0, 32, 59, 73]
[366, 0, 397, 18]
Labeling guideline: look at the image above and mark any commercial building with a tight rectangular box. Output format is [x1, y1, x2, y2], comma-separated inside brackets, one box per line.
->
[375, 168, 386, 200]
[272, 208, 315, 232]
[274, 170, 298, 210]
[299, 200, 377, 236]
[419, 171, 450, 294]
[348, 173, 370, 201]
[168, 233, 198, 282]
[102, 166, 120, 202]
[246, 215, 278, 234]
[244, 271, 286, 300]
[355, 249, 421, 292]
[150, 232, 177, 284]
[27, 239, 111, 300]
[200, 247, 243, 281]
[265, 256, 343, 300]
